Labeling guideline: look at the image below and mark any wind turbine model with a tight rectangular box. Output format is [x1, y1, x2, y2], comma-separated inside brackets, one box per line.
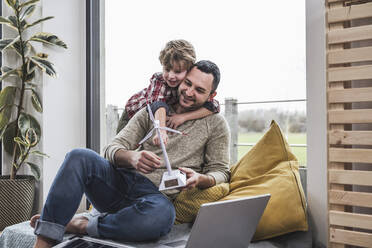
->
[138, 104, 187, 191]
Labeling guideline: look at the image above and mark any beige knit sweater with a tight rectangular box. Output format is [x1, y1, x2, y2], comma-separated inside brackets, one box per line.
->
[104, 107, 230, 196]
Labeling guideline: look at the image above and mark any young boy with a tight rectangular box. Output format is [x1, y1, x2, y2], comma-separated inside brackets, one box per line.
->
[117, 39, 220, 145]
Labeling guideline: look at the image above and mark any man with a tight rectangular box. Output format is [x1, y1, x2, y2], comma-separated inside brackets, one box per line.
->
[32, 60, 230, 248]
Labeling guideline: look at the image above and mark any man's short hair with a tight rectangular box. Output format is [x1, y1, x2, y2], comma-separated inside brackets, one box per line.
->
[159, 40, 196, 72]
[193, 60, 220, 93]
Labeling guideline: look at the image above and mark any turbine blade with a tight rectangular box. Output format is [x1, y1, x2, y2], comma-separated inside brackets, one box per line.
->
[159, 127, 184, 135]
[147, 104, 155, 122]
[138, 129, 154, 145]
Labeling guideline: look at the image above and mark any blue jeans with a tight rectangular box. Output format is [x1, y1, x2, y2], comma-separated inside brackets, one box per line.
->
[34, 148, 175, 242]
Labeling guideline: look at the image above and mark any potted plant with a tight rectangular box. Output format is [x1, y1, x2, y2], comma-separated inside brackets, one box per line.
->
[0, 0, 66, 230]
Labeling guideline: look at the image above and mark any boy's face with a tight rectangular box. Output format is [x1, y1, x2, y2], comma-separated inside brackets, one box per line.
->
[163, 62, 187, 88]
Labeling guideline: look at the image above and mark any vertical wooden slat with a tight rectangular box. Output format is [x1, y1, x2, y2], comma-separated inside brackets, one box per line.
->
[327, 1, 346, 247]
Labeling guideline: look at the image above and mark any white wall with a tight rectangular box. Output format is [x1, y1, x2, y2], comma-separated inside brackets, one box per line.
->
[41, 0, 86, 210]
[306, 0, 327, 247]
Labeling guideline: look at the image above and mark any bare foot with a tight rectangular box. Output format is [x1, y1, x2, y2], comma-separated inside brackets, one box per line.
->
[33, 235, 56, 248]
[65, 216, 88, 235]
[30, 214, 41, 228]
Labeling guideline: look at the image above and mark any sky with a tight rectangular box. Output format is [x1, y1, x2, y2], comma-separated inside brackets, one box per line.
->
[105, 0, 306, 113]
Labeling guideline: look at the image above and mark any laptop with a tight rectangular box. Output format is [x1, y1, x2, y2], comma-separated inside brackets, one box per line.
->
[54, 194, 270, 248]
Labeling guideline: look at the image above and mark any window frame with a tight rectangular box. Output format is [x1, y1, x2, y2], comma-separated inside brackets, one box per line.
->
[86, 0, 101, 153]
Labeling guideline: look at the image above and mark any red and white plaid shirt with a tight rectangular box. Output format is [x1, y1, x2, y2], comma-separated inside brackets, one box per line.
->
[125, 72, 220, 119]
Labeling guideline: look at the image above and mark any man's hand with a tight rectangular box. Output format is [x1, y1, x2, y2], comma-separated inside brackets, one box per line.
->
[152, 130, 168, 146]
[179, 167, 200, 190]
[179, 167, 216, 190]
[121, 150, 161, 174]
[167, 113, 186, 129]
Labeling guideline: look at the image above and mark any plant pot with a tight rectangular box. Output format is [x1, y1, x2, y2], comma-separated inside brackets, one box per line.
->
[0, 175, 35, 231]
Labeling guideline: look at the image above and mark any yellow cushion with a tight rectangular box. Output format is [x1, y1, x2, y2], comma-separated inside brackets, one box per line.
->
[173, 183, 230, 224]
[220, 120, 308, 241]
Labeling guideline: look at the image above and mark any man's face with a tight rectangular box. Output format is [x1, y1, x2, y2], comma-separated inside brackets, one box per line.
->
[178, 67, 215, 110]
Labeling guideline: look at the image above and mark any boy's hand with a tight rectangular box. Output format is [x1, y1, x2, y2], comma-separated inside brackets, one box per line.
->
[152, 130, 168, 146]
[167, 113, 186, 129]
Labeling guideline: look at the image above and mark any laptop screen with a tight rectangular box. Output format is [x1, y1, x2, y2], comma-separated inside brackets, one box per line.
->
[61, 237, 117, 248]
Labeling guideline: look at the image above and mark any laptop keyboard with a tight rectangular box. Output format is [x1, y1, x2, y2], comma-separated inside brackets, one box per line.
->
[62, 238, 118, 248]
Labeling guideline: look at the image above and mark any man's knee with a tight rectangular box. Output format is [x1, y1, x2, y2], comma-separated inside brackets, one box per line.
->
[65, 148, 100, 163]
[139, 196, 175, 239]
[63, 148, 99, 171]
[113, 195, 175, 241]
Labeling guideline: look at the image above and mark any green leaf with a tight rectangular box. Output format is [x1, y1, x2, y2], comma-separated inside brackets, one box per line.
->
[7, 16, 18, 29]
[20, 19, 27, 30]
[26, 162, 40, 180]
[27, 58, 37, 73]
[25, 128, 38, 146]
[0, 124, 7, 140]
[14, 136, 28, 147]
[0, 106, 12, 131]
[0, 67, 19, 81]
[0, 36, 20, 52]
[12, 40, 31, 57]
[25, 16, 53, 29]
[0, 16, 17, 30]
[0, 16, 12, 25]
[30, 56, 56, 77]
[30, 32, 67, 49]
[25, 70, 35, 82]
[20, 5, 36, 20]
[18, 112, 41, 142]
[3, 121, 20, 157]
[0, 86, 17, 109]
[5, 0, 16, 11]
[20, 0, 39, 8]
[30, 150, 49, 158]
[0, 39, 14, 51]
[31, 89, 42, 113]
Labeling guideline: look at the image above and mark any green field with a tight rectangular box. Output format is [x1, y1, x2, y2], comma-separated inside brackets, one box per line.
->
[237, 132, 307, 166]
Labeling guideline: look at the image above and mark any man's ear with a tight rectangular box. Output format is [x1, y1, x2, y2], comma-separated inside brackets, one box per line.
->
[209, 91, 217, 101]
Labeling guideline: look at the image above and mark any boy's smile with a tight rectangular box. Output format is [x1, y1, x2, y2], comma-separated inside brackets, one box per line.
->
[163, 63, 187, 88]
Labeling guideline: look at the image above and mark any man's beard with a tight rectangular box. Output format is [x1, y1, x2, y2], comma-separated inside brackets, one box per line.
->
[178, 91, 200, 111]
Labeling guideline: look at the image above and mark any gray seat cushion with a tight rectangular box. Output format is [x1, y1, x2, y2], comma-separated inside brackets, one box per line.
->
[0, 220, 311, 248]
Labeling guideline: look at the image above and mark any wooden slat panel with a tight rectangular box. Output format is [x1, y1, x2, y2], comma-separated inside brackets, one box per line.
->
[329, 130, 372, 145]
[327, 3, 347, 248]
[328, 2, 372, 23]
[330, 228, 372, 247]
[328, 87, 372, 103]
[329, 109, 372, 123]
[328, 47, 372, 64]
[330, 211, 372, 230]
[329, 169, 372, 186]
[328, 25, 372, 44]
[329, 190, 372, 208]
[328, 65, 372, 82]
[330, 148, 372, 163]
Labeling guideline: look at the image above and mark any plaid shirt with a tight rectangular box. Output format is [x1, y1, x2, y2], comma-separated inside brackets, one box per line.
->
[125, 72, 220, 119]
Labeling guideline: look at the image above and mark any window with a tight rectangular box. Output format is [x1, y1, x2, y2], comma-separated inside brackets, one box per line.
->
[103, 0, 306, 165]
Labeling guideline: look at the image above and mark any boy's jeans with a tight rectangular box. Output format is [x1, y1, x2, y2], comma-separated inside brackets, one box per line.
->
[34, 148, 175, 242]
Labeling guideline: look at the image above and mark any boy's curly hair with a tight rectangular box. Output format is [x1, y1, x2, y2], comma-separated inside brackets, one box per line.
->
[159, 39, 196, 72]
